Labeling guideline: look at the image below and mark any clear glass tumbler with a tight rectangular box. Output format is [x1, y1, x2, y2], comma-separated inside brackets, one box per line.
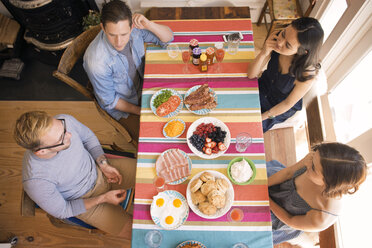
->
[227, 35, 240, 55]
[145, 230, 163, 248]
[232, 243, 249, 248]
[235, 132, 252, 153]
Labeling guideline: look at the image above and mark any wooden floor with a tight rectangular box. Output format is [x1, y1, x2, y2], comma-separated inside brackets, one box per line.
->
[0, 23, 312, 247]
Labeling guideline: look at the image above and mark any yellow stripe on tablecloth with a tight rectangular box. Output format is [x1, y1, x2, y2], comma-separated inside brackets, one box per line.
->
[145, 50, 256, 62]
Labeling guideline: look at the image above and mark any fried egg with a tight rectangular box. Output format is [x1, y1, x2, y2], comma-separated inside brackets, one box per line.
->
[152, 194, 169, 216]
[160, 213, 179, 229]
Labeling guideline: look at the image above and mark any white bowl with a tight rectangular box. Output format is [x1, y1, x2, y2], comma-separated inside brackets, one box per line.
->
[186, 117, 231, 159]
[186, 170, 234, 219]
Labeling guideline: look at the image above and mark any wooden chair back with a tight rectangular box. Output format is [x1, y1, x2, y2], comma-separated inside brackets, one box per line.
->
[258, 0, 318, 39]
[52, 25, 137, 150]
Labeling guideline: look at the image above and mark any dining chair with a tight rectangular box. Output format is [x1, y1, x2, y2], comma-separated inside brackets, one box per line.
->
[52, 25, 138, 154]
[257, 0, 318, 39]
[21, 148, 135, 233]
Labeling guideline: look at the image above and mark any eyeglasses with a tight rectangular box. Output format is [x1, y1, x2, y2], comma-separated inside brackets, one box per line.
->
[35, 119, 66, 152]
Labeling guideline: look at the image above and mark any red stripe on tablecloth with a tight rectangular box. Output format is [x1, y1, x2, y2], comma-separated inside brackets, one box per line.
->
[155, 19, 252, 33]
[134, 183, 269, 201]
[139, 122, 263, 138]
[142, 77, 258, 89]
[144, 62, 249, 75]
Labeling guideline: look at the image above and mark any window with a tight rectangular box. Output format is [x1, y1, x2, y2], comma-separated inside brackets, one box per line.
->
[328, 50, 372, 143]
[319, 0, 348, 41]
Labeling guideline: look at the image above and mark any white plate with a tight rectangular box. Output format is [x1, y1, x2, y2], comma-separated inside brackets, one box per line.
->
[184, 85, 217, 115]
[186, 170, 234, 219]
[156, 149, 192, 185]
[150, 89, 183, 118]
[150, 190, 189, 230]
[176, 240, 207, 248]
[186, 117, 231, 159]
[162, 119, 186, 138]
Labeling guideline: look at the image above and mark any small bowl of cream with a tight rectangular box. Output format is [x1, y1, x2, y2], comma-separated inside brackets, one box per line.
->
[227, 157, 256, 185]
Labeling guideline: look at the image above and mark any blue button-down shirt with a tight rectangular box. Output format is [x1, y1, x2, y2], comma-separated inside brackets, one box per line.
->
[83, 28, 171, 120]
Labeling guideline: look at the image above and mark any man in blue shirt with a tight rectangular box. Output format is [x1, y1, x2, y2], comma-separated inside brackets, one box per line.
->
[84, 0, 173, 140]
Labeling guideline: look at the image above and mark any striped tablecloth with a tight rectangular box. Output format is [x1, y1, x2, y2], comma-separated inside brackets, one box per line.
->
[132, 19, 273, 248]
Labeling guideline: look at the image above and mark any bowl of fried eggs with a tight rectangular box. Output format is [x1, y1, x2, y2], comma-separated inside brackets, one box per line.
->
[150, 190, 189, 230]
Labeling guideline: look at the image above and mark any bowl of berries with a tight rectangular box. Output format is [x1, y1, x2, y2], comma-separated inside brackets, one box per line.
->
[187, 117, 230, 159]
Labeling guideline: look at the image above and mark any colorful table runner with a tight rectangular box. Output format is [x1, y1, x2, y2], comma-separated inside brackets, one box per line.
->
[132, 19, 273, 248]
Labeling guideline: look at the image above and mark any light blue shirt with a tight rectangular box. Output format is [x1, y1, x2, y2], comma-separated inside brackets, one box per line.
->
[83, 28, 172, 120]
[22, 114, 104, 219]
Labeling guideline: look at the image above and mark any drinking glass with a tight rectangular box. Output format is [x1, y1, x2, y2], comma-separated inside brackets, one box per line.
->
[215, 46, 225, 72]
[232, 243, 249, 248]
[227, 35, 240, 55]
[235, 132, 252, 153]
[153, 176, 166, 192]
[167, 44, 180, 59]
[182, 47, 191, 73]
[145, 230, 163, 248]
[227, 208, 244, 222]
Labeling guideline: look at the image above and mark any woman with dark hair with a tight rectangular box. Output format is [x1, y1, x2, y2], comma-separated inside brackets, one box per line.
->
[267, 142, 367, 244]
[247, 17, 324, 132]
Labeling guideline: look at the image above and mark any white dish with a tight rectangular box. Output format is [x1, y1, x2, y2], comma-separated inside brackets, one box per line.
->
[150, 88, 183, 118]
[186, 117, 231, 159]
[150, 190, 189, 230]
[186, 170, 234, 219]
[162, 118, 186, 138]
[184, 85, 217, 115]
[156, 148, 192, 185]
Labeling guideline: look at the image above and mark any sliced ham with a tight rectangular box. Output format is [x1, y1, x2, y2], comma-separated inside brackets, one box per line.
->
[155, 149, 191, 183]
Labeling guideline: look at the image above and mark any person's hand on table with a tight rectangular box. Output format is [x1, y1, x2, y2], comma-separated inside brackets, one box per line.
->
[132, 13, 150, 29]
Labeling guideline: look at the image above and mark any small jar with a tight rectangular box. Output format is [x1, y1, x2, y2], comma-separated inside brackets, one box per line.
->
[206, 47, 215, 65]
[192, 47, 202, 66]
[189, 39, 199, 55]
[199, 53, 208, 72]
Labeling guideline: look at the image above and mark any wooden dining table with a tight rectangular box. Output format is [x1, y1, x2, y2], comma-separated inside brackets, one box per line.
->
[131, 8, 273, 248]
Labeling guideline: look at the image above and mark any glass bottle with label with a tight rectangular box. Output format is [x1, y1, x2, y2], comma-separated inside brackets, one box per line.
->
[199, 53, 208, 72]
[189, 39, 199, 55]
[192, 47, 202, 66]
[206, 47, 215, 65]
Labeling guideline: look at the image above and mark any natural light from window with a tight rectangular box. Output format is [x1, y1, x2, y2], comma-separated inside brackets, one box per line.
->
[338, 166, 372, 248]
[328, 50, 372, 143]
[319, 0, 348, 41]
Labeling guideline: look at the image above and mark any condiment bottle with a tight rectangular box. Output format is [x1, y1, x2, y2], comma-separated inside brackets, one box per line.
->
[206, 47, 215, 65]
[199, 53, 208, 72]
[189, 39, 199, 55]
[192, 47, 202, 66]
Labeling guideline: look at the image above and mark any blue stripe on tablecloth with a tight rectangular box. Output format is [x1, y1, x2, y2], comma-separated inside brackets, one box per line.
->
[131, 229, 273, 248]
[141, 94, 261, 109]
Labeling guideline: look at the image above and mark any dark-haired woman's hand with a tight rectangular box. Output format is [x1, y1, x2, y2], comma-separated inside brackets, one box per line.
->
[262, 31, 279, 57]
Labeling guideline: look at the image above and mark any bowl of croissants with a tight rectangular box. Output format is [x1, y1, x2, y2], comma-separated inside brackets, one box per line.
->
[186, 170, 234, 219]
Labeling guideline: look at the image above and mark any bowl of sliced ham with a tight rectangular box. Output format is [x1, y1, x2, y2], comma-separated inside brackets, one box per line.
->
[155, 148, 192, 185]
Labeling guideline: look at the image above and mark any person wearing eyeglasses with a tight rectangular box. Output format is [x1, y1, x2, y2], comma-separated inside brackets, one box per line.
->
[14, 111, 136, 239]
